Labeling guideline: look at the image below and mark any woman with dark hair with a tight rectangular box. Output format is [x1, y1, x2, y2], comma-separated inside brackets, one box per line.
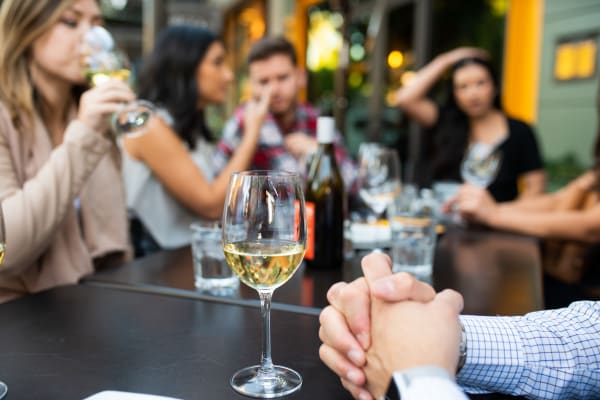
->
[394, 47, 546, 201]
[121, 25, 268, 252]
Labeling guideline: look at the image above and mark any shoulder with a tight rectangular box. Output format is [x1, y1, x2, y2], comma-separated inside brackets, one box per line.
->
[507, 117, 535, 135]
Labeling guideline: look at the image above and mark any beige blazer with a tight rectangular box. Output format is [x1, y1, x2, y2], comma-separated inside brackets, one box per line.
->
[0, 103, 131, 302]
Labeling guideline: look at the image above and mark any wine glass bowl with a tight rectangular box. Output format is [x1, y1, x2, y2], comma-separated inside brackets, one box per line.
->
[460, 142, 502, 188]
[81, 26, 160, 137]
[222, 171, 306, 398]
[357, 145, 402, 219]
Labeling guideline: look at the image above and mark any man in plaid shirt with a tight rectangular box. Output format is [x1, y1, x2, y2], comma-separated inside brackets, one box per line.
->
[214, 37, 356, 191]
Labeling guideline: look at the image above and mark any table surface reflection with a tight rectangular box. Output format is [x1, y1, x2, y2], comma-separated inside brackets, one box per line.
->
[86, 227, 543, 316]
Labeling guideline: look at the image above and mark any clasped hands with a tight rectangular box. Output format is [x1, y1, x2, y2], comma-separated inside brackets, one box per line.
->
[319, 252, 463, 400]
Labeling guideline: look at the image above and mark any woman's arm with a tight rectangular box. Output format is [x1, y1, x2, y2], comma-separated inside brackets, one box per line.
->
[518, 169, 546, 198]
[125, 91, 269, 220]
[393, 47, 488, 128]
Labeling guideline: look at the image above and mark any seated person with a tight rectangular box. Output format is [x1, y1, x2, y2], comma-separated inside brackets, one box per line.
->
[121, 26, 268, 254]
[319, 253, 600, 400]
[393, 47, 545, 201]
[0, 0, 133, 302]
[214, 36, 356, 191]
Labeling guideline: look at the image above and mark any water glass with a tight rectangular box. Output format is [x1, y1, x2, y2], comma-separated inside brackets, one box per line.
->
[389, 188, 437, 281]
[190, 222, 238, 294]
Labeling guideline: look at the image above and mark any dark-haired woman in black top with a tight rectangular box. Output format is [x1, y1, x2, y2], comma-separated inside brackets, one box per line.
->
[394, 47, 546, 201]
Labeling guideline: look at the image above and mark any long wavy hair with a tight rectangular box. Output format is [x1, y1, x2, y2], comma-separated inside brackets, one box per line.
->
[137, 25, 218, 149]
[431, 57, 502, 180]
[0, 0, 88, 128]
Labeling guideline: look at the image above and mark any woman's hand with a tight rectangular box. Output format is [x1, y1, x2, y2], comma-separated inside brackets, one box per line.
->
[77, 80, 135, 134]
[443, 47, 489, 65]
[453, 184, 498, 224]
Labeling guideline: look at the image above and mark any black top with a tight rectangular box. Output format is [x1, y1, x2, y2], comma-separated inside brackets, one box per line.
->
[431, 117, 544, 202]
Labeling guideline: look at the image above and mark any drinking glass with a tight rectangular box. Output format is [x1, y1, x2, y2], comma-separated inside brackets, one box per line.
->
[82, 26, 163, 137]
[0, 205, 7, 400]
[357, 144, 402, 219]
[222, 171, 307, 398]
[460, 142, 502, 188]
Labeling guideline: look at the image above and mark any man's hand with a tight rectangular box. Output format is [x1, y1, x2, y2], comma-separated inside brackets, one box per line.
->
[244, 85, 272, 134]
[319, 252, 436, 399]
[363, 289, 463, 398]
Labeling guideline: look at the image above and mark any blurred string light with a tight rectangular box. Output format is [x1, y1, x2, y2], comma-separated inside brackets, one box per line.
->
[350, 44, 365, 61]
[488, 0, 508, 16]
[307, 10, 344, 71]
[387, 50, 404, 69]
[348, 71, 363, 88]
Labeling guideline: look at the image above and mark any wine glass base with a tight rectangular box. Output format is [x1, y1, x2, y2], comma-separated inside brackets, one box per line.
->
[0, 381, 7, 399]
[230, 365, 302, 398]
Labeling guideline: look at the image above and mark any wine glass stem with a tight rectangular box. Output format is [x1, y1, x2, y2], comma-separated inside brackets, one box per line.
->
[258, 290, 275, 375]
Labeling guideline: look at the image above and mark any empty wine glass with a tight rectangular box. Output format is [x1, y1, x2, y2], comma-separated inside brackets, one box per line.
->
[357, 144, 402, 220]
[222, 171, 307, 398]
[0, 205, 7, 400]
[460, 142, 502, 188]
[81, 26, 164, 137]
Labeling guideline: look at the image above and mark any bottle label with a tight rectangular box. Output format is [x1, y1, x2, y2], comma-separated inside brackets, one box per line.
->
[305, 201, 316, 260]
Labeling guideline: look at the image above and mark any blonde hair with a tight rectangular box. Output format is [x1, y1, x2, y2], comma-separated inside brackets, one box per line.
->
[0, 0, 74, 126]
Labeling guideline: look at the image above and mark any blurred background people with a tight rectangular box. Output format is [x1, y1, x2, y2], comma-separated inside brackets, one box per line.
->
[121, 25, 268, 256]
[319, 253, 600, 400]
[0, 0, 133, 302]
[394, 47, 546, 202]
[214, 36, 357, 192]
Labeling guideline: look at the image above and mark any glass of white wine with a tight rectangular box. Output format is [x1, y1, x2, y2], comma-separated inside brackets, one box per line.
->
[0, 205, 7, 400]
[81, 26, 161, 137]
[357, 144, 402, 220]
[222, 171, 307, 398]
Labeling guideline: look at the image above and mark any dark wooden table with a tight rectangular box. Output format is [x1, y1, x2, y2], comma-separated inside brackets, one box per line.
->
[86, 227, 543, 316]
[0, 285, 349, 400]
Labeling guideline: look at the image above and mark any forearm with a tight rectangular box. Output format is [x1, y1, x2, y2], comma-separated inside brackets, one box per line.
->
[394, 53, 453, 107]
[458, 302, 600, 399]
[486, 206, 600, 241]
[0, 121, 111, 274]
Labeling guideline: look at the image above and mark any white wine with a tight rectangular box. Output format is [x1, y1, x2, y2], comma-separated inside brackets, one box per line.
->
[223, 240, 305, 290]
[86, 68, 130, 87]
[0, 243, 4, 265]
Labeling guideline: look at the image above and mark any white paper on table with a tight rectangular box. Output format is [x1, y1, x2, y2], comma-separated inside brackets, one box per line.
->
[83, 391, 182, 400]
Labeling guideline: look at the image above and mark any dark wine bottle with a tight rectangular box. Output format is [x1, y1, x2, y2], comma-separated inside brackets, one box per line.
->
[305, 117, 346, 269]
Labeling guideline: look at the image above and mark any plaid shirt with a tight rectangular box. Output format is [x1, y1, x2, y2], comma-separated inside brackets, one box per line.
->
[214, 103, 356, 190]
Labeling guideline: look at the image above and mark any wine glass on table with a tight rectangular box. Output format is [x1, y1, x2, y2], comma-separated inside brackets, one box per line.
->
[81, 26, 167, 137]
[222, 171, 307, 398]
[356, 144, 402, 221]
[460, 142, 502, 188]
[0, 205, 7, 399]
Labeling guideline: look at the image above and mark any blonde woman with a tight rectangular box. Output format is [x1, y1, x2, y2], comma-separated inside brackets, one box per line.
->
[0, 0, 133, 302]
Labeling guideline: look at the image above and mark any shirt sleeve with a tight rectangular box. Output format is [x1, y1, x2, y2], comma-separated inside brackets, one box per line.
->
[392, 374, 468, 400]
[458, 301, 600, 399]
[511, 119, 544, 174]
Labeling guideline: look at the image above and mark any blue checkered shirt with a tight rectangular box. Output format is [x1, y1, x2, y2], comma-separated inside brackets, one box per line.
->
[458, 301, 600, 399]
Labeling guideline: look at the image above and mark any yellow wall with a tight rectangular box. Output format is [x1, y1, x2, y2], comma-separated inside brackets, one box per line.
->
[503, 0, 543, 123]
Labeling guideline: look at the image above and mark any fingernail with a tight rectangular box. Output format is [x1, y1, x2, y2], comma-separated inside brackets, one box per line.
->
[346, 369, 362, 385]
[356, 333, 369, 349]
[347, 348, 363, 365]
[371, 279, 394, 297]
[358, 391, 371, 400]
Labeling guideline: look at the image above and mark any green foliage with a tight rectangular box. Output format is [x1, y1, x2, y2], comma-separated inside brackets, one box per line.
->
[544, 153, 587, 192]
